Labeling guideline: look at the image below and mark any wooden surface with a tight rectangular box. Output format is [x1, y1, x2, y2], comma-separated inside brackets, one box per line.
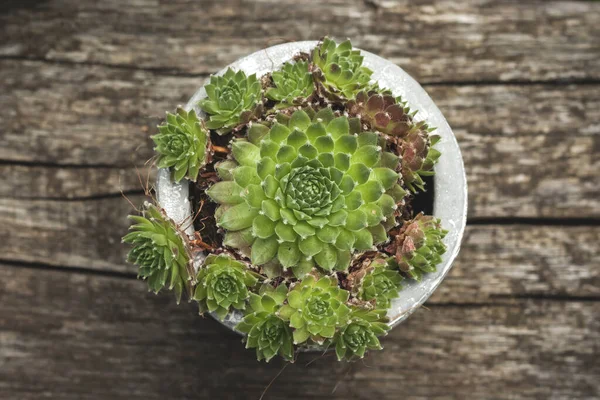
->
[1, 1, 599, 399]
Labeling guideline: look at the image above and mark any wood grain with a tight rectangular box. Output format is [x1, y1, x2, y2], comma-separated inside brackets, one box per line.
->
[0, 165, 153, 199]
[1, 1, 599, 398]
[1, 0, 599, 83]
[0, 196, 145, 274]
[2, 60, 598, 217]
[429, 84, 600, 219]
[0, 264, 598, 400]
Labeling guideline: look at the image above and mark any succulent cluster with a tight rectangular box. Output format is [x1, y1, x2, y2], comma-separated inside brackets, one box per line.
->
[125, 37, 449, 362]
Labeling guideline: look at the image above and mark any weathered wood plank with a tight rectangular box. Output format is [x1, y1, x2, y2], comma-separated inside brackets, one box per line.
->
[1, 195, 597, 300]
[0, 165, 153, 199]
[1, 0, 599, 82]
[2, 60, 598, 217]
[0, 265, 598, 400]
[0, 61, 192, 167]
[427, 84, 600, 219]
[431, 225, 600, 303]
[0, 196, 146, 274]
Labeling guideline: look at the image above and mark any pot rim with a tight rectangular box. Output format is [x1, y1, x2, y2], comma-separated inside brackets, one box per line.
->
[156, 40, 467, 333]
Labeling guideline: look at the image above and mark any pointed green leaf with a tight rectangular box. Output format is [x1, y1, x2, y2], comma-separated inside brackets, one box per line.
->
[206, 181, 244, 205]
[232, 140, 260, 166]
[278, 241, 302, 268]
[218, 203, 259, 230]
[252, 214, 276, 239]
[251, 237, 279, 265]
[314, 244, 337, 271]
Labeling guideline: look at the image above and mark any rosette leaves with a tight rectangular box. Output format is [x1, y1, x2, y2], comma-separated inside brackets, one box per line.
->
[347, 91, 412, 138]
[401, 127, 441, 192]
[312, 37, 373, 100]
[123, 203, 191, 303]
[334, 307, 389, 361]
[193, 254, 262, 320]
[266, 61, 314, 107]
[236, 284, 294, 362]
[206, 108, 405, 272]
[388, 213, 448, 280]
[348, 256, 403, 309]
[199, 68, 263, 134]
[278, 275, 351, 344]
[153, 107, 210, 182]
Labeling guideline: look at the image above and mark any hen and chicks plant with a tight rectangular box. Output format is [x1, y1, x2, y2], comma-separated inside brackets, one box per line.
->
[125, 37, 449, 362]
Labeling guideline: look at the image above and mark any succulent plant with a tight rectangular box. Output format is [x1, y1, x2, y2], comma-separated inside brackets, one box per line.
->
[266, 61, 314, 107]
[388, 213, 448, 280]
[348, 255, 403, 309]
[122, 203, 191, 303]
[278, 275, 351, 344]
[198, 68, 263, 134]
[401, 128, 441, 192]
[347, 91, 441, 193]
[128, 40, 452, 362]
[346, 91, 412, 138]
[312, 37, 373, 100]
[236, 284, 294, 362]
[334, 307, 389, 361]
[153, 107, 210, 182]
[206, 108, 406, 272]
[193, 254, 262, 320]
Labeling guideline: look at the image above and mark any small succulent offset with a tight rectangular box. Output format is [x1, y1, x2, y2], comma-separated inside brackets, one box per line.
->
[388, 213, 448, 281]
[334, 308, 390, 361]
[153, 107, 210, 182]
[199, 68, 263, 134]
[312, 37, 374, 100]
[193, 254, 261, 320]
[236, 284, 293, 362]
[348, 256, 403, 309]
[124, 37, 450, 362]
[266, 61, 314, 107]
[122, 203, 191, 303]
[347, 91, 412, 138]
[278, 275, 351, 344]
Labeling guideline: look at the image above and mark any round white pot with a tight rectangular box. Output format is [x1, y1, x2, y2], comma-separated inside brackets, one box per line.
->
[156, 41, 467, 334]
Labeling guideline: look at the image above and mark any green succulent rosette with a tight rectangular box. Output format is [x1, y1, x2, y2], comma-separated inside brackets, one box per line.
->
[122, 203, 191, 303]
[193, 254, 262, 320]
[354, 257, 403, 309]
[153, 107, 210, 182]
[206, 108, 406, 272]
[334, 307, 390, 361]
[389, 213, 448, 280]
[278, 275, 351, 344]
[312, 37, 373, 100]
[199, 68, 263, 134]
[266, 61, 314, 107]
[236, 284, 294, 362]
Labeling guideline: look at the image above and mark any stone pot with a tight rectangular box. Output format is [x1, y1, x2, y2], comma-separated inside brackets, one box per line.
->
[156, 41, 467, 334]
